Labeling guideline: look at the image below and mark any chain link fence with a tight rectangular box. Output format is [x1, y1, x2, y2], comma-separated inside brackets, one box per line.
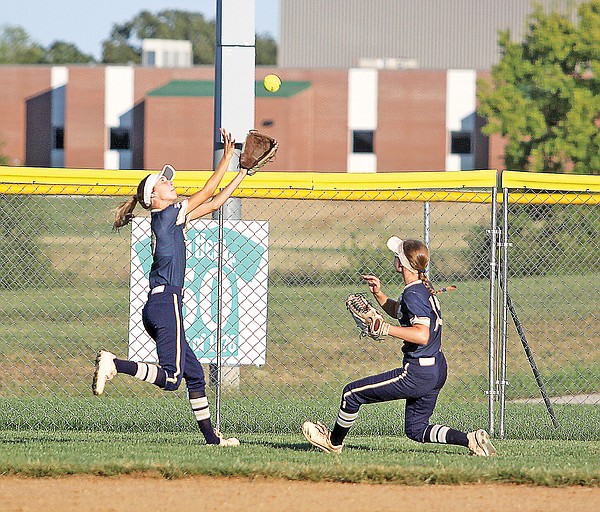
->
[0, 170, 598, 441]
[490, 178, 600, 440]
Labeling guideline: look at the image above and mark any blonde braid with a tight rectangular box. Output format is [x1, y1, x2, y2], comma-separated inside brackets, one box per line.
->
[402, 240, 456, 296]
[418, 270, 456, 296]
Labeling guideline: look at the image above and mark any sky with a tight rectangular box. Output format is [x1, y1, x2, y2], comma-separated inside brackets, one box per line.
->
[1, 0, 279, 60]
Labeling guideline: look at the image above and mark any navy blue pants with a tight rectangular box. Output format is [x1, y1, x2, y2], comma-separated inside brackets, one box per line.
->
[340, 352, 448, 442]
[142, 287, 206, 394]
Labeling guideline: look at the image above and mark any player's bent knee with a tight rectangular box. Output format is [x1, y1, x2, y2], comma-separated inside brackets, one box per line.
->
[162, 379, 182, 392]
[341, 386, 363, 411]
[405, 424, 427, 443]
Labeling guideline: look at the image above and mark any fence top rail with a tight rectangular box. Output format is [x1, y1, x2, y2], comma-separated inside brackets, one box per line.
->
[501, 171, 600, 193]
[2, 167, 599, 202]
[0, 167, 497, 192]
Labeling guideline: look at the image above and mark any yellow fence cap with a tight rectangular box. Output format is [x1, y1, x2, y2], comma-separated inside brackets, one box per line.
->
[501, 171, 600, 192]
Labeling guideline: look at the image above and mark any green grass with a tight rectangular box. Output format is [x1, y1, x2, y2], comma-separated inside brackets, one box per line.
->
[1, 396, 598, 441]
[0, 429, 598, 486]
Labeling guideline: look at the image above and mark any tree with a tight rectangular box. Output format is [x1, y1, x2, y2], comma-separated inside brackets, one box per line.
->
[0, 25, 96, 64]
[0, 25, 46, 64]
[477, 1, 600, 174]
[101, 9, 277, 66]
[256, 33, 277, 66]
[46, 41, 95, 64]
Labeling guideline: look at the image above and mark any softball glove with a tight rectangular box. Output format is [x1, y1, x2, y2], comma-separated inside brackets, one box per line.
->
[240, 130, 278, 175]
[346, 293, 390, 340]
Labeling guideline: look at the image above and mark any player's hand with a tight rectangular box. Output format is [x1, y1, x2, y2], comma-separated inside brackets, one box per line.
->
[220, 128, 236, 159]
[361, 274, 381, 294]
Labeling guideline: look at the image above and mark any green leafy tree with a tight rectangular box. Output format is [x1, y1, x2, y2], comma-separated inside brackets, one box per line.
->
[0, 25, 96, 64]
[101, 19, 141, 64]
[0, 25, 46, 63]
[45, 41, 95, 64]
[101, 9, 277, 65]
[256, 33, 277, 65]
[477, 1, 600, 174]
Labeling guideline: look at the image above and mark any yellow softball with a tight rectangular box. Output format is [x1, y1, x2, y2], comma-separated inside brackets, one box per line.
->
[263, 74, 282, 93]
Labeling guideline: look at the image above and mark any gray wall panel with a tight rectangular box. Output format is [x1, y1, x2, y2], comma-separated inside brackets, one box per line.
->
[280, 0, 583, 69]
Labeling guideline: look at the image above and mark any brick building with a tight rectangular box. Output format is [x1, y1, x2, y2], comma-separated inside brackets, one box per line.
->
[0, 65, 504, 173]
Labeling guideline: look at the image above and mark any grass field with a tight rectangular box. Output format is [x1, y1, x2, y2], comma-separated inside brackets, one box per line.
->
[1, 429, 598, 486]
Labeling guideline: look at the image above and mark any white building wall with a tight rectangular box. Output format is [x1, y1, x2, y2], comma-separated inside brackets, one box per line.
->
[50, 66, 68, 168]
[445, 69, 476, 171]
[347, 68, 377, 173]
[142, 39, 193, 68]
[104, 66, 134, 170]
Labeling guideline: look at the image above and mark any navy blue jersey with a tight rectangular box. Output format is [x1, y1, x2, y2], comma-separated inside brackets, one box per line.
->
[397, 280, 443, 358]
[148, 200, 188, 289]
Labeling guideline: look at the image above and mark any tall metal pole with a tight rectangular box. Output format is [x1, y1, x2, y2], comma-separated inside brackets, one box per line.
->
[423, 202, 430, 247]
[487, 187, 498, 436]
[498, 188, 510, 437]
[423, 201, 430, 272]
[213, 0, 256, 430]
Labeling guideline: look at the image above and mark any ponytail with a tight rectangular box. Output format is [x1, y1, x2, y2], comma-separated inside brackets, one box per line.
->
[400, 239, 456, 296]
[113, 174, 154, 231]
[113, 196, 138, 231]
[418, 270, 456, 296]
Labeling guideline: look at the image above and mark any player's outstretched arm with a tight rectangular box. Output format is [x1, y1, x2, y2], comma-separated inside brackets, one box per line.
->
[186, 168, 248, 221]
[187, 128, 236, 212]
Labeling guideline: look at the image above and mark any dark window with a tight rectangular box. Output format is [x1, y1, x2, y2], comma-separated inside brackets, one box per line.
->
[352, 130, 374, 153]
[451, 131, 472, 154]
[53, 127, 64, 150]
[146, 51, 156, 66]
[110, 128, 131, 150]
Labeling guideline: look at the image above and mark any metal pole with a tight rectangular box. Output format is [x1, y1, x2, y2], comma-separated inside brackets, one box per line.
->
[214, 207, 225, 430]
[423, 201, 431, 274]
[506, 293, 561, 428]
[423, 201, 430, 250]
[212, 0, 256, 430]
[498, 188, 510, 437]
[487, 186, 498, 436]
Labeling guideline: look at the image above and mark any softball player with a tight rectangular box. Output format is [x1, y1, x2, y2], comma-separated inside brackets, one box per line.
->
[302, 236, 497, 456]
[93, 128, 244, 446]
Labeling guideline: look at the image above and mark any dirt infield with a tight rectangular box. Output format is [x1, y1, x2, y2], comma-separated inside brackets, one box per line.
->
[1, 476, 599, 512]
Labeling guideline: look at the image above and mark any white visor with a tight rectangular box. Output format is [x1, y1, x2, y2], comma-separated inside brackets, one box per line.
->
[143, 164, 175, 207]
[387, 236, 418, 274]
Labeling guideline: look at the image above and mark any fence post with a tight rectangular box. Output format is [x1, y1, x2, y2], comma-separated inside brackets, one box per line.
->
[487, 186, 499, 435]
[498, 187, 510, 437]
[211, 0, 255, 430]
[423, 201, 430, 249]
[423, 202, 431, 275]
[211, 199, 243, 430]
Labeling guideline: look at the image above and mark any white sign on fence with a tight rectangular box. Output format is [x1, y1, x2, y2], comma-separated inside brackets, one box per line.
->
[128, 218, 268, 366]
